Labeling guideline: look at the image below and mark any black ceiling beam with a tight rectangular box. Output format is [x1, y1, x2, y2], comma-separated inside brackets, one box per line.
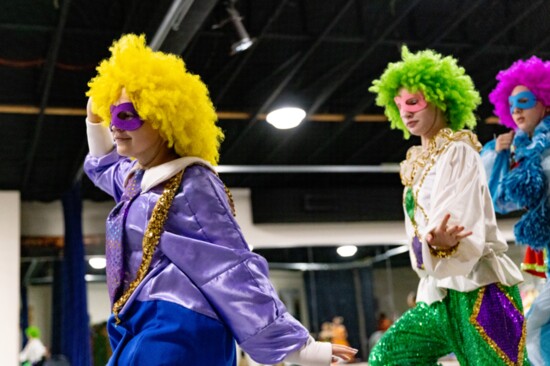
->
[154, 0, 219, 54]
[306, 0, 422, 118]
[200, 30, 528, 54]
[311, 0, 484, 113]
[0, 23, 115, 36]
[22, 0, 73, 192]
[305, 0, 479, 163]
[477, 25, 550, 111]
[222, 0, 356, 161]
[306, 93, 377, 165]
[462, 0, 544, 66]
[214, 0, 295, 105]
[251, 60, 355, 168]
[242, 52, 304, 103]
[425, 0, 486, 47]
[149, 0, 195, 51]
[265, 0, 422, 167]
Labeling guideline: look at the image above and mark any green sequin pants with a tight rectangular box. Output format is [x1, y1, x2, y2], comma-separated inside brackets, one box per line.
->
[368, 284, 530, 366]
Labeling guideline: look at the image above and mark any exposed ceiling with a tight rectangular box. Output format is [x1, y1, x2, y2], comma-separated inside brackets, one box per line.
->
[4, 0, 549, 203]
[9, 0, 543, 283]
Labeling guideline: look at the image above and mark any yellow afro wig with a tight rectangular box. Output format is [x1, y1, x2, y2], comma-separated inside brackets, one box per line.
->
[87, 34, 223, 165]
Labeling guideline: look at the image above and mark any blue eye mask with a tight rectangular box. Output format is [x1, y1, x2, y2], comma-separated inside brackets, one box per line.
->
[509, 90, 537, 114]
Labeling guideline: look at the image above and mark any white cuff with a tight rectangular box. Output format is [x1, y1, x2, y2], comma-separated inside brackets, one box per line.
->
[283, 336, 332, 366]
[86, 118, 114, 157]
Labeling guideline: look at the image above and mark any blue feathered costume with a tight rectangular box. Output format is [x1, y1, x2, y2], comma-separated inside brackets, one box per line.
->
[482, 117, 550, 251]
[481, 114, 550, 366]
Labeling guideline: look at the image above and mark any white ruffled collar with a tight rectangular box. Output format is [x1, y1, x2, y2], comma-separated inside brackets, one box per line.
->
[125, 156, 215, 192]
[400, 128, 481, 187]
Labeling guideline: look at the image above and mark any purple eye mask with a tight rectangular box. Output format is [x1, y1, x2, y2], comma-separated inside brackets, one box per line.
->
[110, 102, 144, 131]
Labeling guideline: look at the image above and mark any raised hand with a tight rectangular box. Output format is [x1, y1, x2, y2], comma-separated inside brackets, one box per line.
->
[495, 130, 515, 152]
[331, 344, 358, 363]
[87, 97, 102, 123]
[426, 214, 472, 249]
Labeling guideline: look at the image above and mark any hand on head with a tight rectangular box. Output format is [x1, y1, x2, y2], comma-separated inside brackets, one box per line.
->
[87, 98, 102, 123]
[426, 213, 472, 249]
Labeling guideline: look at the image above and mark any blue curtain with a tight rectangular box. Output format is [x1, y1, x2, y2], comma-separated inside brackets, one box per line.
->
[51, 259, 63, 356]
[20, 284, 29, 348]
[305, 267, 376, 361]
[61, 183, 92, 366]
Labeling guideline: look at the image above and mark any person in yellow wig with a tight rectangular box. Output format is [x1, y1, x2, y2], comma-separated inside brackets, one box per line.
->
[84, 34, 356, 366]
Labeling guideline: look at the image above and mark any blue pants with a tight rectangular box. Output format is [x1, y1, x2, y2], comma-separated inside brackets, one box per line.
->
[107, 300, 236, 366]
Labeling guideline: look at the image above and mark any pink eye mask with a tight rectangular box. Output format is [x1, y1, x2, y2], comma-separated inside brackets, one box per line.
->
[394, 91, 427, 113]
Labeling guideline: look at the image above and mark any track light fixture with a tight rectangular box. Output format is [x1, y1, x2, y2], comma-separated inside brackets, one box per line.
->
[225, 0, 255, 54]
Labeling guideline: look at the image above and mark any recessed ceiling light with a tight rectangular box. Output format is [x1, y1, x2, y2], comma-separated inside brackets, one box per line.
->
[337, 245, 357, 257]
[266, 107, 306, 129]
[89, 257, 106, 269]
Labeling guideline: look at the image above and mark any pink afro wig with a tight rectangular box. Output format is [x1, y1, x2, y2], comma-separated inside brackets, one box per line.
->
[489, 56, 550, 129]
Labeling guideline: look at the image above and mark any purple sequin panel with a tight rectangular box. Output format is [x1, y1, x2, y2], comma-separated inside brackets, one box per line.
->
[475, 284, 523, 363]
[412, 235, 424, 269]
[105, 170, 143, 304]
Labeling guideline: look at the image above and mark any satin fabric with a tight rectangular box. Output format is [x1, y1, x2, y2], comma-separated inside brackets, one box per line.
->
[84, 151, 310, 364]
[107, 300, 236, 366]
[402, 137, 523, 305]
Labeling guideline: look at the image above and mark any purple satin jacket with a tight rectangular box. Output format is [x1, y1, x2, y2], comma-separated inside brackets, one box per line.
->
[84, 150, 310, 364]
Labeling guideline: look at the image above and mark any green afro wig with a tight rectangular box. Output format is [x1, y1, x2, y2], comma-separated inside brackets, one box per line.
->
[25, 326, 41, 339]
[369, 46, 481, 138]
[87, 34, 223, 165]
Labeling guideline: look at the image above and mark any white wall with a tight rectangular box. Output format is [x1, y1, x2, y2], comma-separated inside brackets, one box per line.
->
[26, 286, 52, 352]
[87, 282, 111, 325]
[22, 188, 520, 247]
[0, 192, 21, 366]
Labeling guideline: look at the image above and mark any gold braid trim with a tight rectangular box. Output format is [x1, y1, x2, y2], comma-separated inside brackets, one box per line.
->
[112, 170, 184, 324]
[428, 241, 460, 258]
[400, 128, 482, 187]
[400, 128, 480, 260]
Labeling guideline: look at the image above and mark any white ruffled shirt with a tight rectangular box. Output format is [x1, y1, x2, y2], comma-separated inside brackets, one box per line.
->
[401, 129, 523, 305]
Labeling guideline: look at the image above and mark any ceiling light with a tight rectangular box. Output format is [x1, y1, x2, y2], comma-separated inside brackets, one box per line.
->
[266, 107, 306, 129]
[89, 257, 106, 270]
[337, 245, 358, 257]
[226, 2, 255, 55]
[231, 37, 254, 54]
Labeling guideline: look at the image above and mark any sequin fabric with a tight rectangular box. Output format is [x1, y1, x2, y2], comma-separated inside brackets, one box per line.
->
[105, 169, 144, 304]
[471, 284, 526, 365]
[112, 171, 183, 324]
[412, 235, 424, 269]
[368, 284, 530, 365]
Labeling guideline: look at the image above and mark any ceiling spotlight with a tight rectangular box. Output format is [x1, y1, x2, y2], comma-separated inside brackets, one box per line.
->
[337, 245, 358, 257]
[266, 107, 306, 129]
[89, 257, 106, 270]
[226, 2, 255, 55]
